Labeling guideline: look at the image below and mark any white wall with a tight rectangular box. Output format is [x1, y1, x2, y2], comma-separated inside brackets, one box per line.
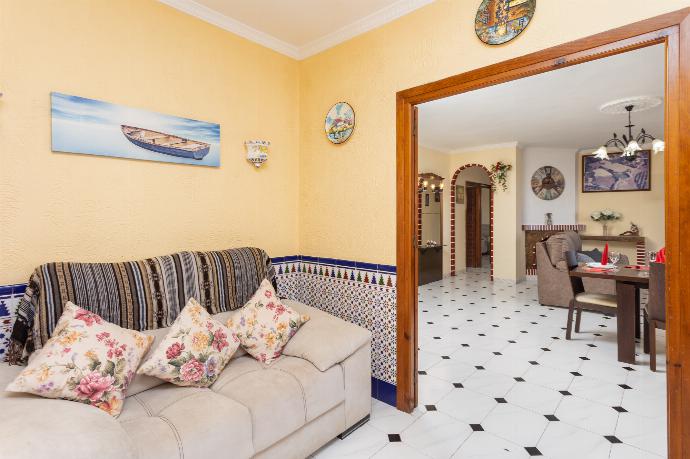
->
[521, 147, 577, 225]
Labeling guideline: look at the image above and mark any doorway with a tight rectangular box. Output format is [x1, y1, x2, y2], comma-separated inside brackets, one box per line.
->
[396, 10, 690, 457]
[464, 180, 492, 271]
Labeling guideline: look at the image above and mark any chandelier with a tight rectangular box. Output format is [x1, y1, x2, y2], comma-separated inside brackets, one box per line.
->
[593, 104, 665, 160]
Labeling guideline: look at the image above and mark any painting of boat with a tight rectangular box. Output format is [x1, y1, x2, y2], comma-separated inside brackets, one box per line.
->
[121, 125, 210, 160]
[51, 92, 220, 167]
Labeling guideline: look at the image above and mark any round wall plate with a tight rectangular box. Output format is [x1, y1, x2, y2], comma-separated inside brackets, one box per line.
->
[475, 0, 536, 46]
[531, 165, 565, 200]
[325, 102, 355, 145]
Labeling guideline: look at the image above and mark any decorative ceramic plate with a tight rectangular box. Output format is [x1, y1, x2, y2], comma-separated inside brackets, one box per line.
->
[475, 0, 536, 46]
[325, 102, 355, 144]
[531, 165, 565, 200]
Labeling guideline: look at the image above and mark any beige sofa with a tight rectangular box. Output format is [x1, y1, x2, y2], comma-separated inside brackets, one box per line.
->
[536, 231, 629, 307]
[0, 300, 372, 459]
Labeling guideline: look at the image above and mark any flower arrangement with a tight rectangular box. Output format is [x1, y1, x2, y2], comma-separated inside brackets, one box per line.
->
[590, 209, 622, 236]
[489, 161, 512, 191]
[590, 209, 622, 222]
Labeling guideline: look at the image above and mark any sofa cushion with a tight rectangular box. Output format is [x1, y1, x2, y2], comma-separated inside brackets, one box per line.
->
[119, 385, 253, 459]
[138, 298, 240, 387]
[0, 396, 136, 459]
[210, 354, 343, 452]
[6, 302, 153, 417]
[282, 300, 372, 372]
[228, 280, 309, 365]
[127, 311, 248, 398]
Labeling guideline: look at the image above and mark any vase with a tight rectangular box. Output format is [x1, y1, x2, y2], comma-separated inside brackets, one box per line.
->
[602, 223, 609, 236]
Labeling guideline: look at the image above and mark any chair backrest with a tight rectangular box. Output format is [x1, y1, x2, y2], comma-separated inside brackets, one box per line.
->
[565, 250, 579, 270]
[564, 250, 584, 297]
[647, 262, 666, 322]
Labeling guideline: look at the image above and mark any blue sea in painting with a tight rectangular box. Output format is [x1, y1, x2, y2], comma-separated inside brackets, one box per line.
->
[51, 93, 220, 167]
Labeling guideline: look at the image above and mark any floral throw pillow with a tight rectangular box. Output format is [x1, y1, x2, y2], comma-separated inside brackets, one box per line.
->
[227, 279, 309, 365]
[137, 298, 239, 387]
[6, 302, 153, 417]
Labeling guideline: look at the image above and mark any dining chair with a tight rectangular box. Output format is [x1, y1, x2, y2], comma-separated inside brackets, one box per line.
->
[565, 250, 618, 340]
[643, 262, 666, 371]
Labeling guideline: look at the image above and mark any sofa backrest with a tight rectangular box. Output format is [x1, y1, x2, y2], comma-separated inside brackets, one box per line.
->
[8, 247, 275, 363]
[544, 231, 582, 270]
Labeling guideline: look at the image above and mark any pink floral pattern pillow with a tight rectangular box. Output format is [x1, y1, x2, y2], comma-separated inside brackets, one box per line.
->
[6, 302, 153, 417]
[227, 279, 309, 365]
[137, 298, 239, 387]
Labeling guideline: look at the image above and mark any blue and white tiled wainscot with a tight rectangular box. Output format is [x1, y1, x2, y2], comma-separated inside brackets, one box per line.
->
[0, 284, 25, 360]
[272, 255, 398, 406]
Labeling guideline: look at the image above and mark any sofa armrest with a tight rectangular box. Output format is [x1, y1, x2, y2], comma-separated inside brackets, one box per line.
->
[282, 300, 372, 372]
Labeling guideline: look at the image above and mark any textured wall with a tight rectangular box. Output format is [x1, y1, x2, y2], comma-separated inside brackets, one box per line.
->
[445, 145, 521, 280]
[297, 0, 690, 268]
[521, 147, 578, 225]
[0, 0, 300, 284]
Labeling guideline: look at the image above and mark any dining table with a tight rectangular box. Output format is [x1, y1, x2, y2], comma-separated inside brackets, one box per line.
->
[569, 265, 649, 364]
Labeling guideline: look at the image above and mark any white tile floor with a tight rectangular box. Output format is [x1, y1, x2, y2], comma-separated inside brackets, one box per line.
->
[312, 268, 667, 459]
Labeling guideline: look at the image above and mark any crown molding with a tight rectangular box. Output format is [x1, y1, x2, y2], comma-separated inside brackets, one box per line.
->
[298, 0, 436, 59]
[158, 0, 435, 60]
[158, 0, 301, 59]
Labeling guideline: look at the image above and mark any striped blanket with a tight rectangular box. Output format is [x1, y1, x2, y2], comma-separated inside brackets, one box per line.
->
[7, 247, 275, 364]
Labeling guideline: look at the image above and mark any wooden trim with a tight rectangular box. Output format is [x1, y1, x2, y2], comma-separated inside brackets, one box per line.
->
[396, 9, 690, 456]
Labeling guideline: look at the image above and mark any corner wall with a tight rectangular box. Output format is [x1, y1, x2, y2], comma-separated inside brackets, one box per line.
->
[0, 0, 301, 285]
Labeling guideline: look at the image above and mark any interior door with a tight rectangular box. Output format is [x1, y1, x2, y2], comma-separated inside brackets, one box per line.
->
[466, 184, 482, 268]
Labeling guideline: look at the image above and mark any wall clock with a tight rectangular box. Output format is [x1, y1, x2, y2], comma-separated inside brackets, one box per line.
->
[325, 102, 355, 144]
[475, 0, 536, 46]
[531, 165, 565, 200]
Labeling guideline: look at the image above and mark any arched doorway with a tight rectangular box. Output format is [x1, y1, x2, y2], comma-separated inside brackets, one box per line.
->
[449, 163, 494, 280]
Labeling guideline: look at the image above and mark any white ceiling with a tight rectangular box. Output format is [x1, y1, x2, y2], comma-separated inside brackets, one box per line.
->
[159, 0, 434, 59]
[418, 44, 666, 153]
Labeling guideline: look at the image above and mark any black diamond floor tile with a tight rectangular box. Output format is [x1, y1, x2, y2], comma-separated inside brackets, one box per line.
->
[525, 446, 543, 456]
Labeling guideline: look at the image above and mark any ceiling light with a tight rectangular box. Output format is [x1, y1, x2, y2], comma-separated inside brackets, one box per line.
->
[652, 139, 665, 154]
[593, 146, 609, 160]
[597, 104, 664, 160]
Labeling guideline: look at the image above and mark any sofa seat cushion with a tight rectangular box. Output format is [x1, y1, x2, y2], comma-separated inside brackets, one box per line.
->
[118, 385, 254, 459]
[210, 355, 344, 452]
[0, 395, 136, 459]
[282, 300, 372, 372]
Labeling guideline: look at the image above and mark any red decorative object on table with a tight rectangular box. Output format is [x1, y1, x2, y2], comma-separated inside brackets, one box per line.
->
[601, 243, 609, 265]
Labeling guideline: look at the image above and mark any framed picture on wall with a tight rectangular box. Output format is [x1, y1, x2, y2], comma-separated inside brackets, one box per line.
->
[455, 185, 465, 204]
[434, 192, 440, 203]
[425, 193, 430, 207]
[582, 151, 651, 192]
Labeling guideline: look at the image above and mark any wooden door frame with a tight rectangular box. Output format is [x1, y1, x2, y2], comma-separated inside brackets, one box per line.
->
[465, 181, 491, 269]
[396, 9, 690, 457]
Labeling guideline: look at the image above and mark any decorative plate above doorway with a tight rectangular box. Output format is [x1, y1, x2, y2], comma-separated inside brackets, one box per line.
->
[531, 165, 564, 200]
[325, 102, 355, 144]
[475, 0, 536, 46]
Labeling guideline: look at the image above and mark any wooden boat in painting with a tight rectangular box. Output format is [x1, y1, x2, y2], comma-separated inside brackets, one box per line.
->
[121, 125, 210, 160]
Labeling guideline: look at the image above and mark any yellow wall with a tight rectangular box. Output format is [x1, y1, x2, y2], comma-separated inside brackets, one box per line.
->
[0, 0, 300, 284]
[450, 165, 492, 274]
[577, 150, 665, 262]
[298, 0, 690, 272]
[445, 145, 522, 281]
